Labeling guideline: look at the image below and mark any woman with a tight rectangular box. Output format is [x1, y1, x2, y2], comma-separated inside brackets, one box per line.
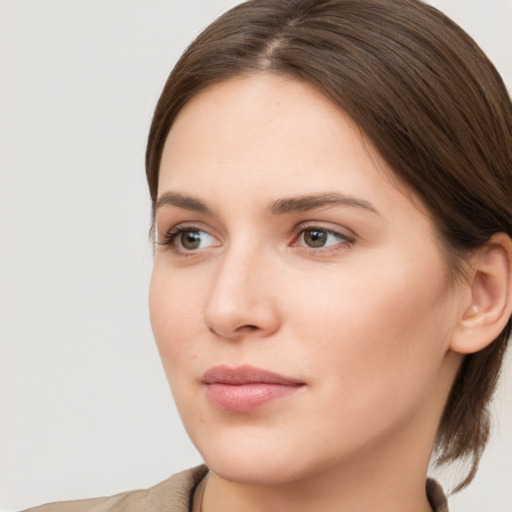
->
[24, 0, 512, 511]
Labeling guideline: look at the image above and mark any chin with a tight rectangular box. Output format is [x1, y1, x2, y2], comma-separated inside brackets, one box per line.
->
[204, 450, 311, 486]
[191, 427, 287, 482]
[186, 420, 340, 486]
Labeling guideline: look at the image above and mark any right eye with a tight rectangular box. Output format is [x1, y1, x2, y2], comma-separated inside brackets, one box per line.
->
[159, 227, 220, 252]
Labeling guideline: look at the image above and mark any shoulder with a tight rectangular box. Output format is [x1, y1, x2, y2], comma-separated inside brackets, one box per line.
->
[20, 491, 146, 512]
[21, 465, 209, 512]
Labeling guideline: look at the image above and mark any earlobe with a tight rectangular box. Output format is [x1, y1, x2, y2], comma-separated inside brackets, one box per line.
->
[451, 233, 512, 354]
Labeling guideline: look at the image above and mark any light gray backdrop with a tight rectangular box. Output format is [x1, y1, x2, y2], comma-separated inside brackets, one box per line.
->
[1, 1, 511, 511]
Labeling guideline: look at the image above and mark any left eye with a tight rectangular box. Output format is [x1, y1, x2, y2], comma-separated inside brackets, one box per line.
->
[297, 228, 349, 249]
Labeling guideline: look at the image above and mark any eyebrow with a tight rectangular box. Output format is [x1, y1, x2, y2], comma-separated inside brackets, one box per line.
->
[155, 191, 380, 217]
[268, 193, 380, 216]
[155, 192, 213, 214]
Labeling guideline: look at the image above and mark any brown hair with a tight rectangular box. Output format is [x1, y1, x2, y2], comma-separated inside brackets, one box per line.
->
[146, 0, 512, 490]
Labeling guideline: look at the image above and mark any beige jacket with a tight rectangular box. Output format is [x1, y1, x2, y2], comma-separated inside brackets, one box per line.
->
[23, 466, 208, 512]
[23, 465, 449, 512]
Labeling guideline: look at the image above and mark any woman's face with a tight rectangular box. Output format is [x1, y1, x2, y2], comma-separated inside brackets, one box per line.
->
[150, 74, 464, 485]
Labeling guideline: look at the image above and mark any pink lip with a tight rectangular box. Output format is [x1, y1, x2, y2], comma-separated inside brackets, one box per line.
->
[202, 365, 305, 412]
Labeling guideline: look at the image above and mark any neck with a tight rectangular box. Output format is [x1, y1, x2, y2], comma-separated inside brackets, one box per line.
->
[202, 442, 434, 512]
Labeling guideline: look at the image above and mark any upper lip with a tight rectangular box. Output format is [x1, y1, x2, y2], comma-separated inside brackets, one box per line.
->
[202, 365, 304, 386]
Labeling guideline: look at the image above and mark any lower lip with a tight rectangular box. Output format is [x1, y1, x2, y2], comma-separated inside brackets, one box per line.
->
[204, 383, 303, 412]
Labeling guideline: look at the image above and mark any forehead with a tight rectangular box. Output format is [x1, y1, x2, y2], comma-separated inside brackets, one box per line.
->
[163, 75, 368, 181]
[159, 73, 426, 216]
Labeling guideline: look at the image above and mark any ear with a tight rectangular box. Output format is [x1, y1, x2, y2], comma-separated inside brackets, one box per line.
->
[450, 232, 512, 354]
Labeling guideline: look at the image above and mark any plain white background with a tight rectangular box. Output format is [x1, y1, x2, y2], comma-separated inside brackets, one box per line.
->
[1, 1, 511, 511]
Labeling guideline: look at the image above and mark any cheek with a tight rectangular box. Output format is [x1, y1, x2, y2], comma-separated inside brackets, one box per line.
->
[273, 255, 455, 460]
[149, 264, 205, 376]
[288, 249, 454, 396]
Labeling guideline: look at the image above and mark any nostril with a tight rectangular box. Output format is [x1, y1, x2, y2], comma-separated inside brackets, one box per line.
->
[235, 324, 259, 333]
[207, 324, 258, 337]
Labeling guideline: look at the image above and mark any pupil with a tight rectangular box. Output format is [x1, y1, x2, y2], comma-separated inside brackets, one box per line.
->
[305, 230, 326, 248]
[182, 231, 201, 249]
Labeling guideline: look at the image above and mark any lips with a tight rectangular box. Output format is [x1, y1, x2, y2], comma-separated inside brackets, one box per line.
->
[202, 365, 304, 412]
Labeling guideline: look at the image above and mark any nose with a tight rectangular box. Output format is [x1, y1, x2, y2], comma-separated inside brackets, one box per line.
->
[204, 245, 280, 340]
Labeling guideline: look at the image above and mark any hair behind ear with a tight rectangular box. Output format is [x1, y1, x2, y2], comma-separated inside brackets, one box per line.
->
[436, 233, 512, 491]
[435, 333, 509, 491]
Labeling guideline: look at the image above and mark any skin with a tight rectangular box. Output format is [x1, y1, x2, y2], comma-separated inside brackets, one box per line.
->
[149, 74, 468, 512]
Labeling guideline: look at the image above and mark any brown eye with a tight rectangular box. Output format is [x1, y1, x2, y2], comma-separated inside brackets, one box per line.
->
[164, 228, 219, 252]
[296, 227, 353, 251]
[303, 229, 328, 248]
[179, 230, 202, 250]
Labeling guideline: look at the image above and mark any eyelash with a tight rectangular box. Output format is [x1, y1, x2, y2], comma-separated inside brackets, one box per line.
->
[157, 224, 212, 252]
[291, 226, 355, 255]
[156, 224, 355, 256]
